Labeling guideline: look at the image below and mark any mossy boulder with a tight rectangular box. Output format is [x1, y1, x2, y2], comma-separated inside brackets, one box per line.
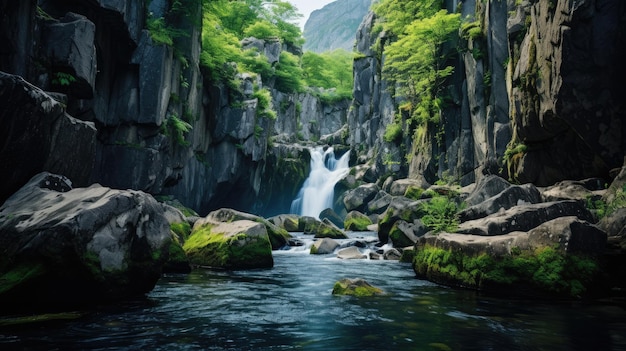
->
[315, 219, 348, 239]
[332, 278, 386, 297]
[344, 211, 373, 231]
[184, 218, 273, 269]
[378, 196, 427, 243]
[268, 214, 300, 232]
[205, 208, 291, 250]
[413, 217, 607, 298]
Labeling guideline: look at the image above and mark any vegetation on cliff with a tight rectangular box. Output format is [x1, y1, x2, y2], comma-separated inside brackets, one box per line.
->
[373, 0, 461, 153]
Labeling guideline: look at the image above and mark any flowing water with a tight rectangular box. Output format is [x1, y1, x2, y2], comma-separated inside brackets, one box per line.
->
[290, 147, 350, 218]
[1, 232, 626, 351]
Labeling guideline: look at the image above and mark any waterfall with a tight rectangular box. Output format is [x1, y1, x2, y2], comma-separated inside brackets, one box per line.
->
[290, 146, 350, 218]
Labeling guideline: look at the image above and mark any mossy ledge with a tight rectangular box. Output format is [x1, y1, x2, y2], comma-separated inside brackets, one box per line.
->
[412, 244, 600, 298]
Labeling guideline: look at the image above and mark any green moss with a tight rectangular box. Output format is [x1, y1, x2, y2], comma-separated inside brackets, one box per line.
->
[344, 216, 373, 231]
[388, 222, 415, 247]
[413, 245, 599, 297]
[332, 279, 385, 297]
[0, 263, 47, 295]
[170, 222, 192, 240]
[183, 225, 273, 269]
[404, 186, 424, 200]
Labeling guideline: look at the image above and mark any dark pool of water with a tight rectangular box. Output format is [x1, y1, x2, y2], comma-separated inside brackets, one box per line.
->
[1, 233, 626, 350]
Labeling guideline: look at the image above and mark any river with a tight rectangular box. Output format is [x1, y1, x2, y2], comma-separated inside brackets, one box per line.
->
[1, 232, 625, 350]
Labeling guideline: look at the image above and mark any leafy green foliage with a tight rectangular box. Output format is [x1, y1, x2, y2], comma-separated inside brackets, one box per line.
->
[51, 72, 76, 86]
[374, 1, 461, 145]
[253, 88, 276, 120]
[384, 122, 403, 143]
[301, 49, 353, 100]
[419, 195, 461, 233]
[274, 51, 304, 93]
[244, 20, 280, 40]
[164, 114, 192, 146]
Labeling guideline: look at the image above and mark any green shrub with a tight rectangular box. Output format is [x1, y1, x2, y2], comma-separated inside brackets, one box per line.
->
[419, 195, 461, 233]
[384, 122, 403, 143]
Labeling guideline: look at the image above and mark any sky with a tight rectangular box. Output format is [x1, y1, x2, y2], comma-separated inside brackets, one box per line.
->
[287, 0, 337, 29]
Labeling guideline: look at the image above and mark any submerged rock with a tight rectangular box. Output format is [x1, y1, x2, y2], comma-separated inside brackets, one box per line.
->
[0, 173, 171, 311]
[332, 278, 385, 296]
[336, 246, 367, 260]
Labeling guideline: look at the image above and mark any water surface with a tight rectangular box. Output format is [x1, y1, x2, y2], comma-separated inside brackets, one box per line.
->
[1, 233, 625, 350]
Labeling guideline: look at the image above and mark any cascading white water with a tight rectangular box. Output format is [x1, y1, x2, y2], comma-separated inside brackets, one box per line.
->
[290, 146, 350, 218]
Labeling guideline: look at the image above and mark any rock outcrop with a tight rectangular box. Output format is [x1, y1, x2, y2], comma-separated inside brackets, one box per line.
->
[0, 173, 171, 311]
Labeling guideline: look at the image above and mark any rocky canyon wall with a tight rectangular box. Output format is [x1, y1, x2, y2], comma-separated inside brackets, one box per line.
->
[0, 0, 349, 216]
[350, 0, 626, 187]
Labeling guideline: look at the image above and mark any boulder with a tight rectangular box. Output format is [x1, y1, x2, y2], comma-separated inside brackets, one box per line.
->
[389, 179, 427, 196]
[542, 180, 605, 202]
[458, 184, 542, 222]
[336, 246, 367, 260]
[389, 220, 427, 248]
[465, 175, 511, 206]
[367, 190, 393, 214]
[315, 219, 348, 239]
[597, 208, 626, 238]
[344, 211, 373, 231]
[377, 196, 427, 243]
[0, 173, 170, 311]
[332, 278, 385, 296]
[310, 238, 340, 255]
[413, 216, 606, 297]
[268, 214, 300, 232]
[320, 208, 344, 229]
[205, 208, 290, 250]
[457, 200, 594, 236]
[383, 248, 403, 261]
[343, 183, 380, 212]
[184, 218, 273, 269]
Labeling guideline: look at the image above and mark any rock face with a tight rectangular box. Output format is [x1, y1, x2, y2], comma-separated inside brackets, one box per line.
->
[303, 0, 372, 53]
[0, 0, 350, 218]
[348, 0, 626, 187]
[0, 72, 97, 202]
[0, 173, 171, 311]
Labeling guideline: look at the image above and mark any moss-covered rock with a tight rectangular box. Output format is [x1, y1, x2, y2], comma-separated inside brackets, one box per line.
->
[205, 208, 291, 250]
[315, 220, 348, 239]
[344, 211, 373, 231]
[310, 238, 339, 254]
[183, 219, 273, 269]
[412, 218, 606, 298]
[332, 278, 386, 296]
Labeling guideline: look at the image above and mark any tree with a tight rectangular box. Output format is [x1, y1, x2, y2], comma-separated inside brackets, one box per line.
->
[382, 10, 460, 126]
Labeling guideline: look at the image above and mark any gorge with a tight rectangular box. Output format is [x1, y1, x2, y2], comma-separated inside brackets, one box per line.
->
[1, 0, 626, 348]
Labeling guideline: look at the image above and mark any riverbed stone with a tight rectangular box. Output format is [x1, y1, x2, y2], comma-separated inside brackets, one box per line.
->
[337, 246, 367, 260]
[315, 219, 348, 239]
[332, 278, 385, 296]
[184, 218, 273, 269]
[378, 197, 427, 243]
[310, 238, 339, 255]
[344, 211, 373, 231]
[0, 172, 170, 311]
[389, 220, 427, 248]
[320, 208, 344, 229]
[268, 214, 300, 232]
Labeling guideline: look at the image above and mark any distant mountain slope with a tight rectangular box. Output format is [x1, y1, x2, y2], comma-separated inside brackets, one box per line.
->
[303, 0, 372, 53]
